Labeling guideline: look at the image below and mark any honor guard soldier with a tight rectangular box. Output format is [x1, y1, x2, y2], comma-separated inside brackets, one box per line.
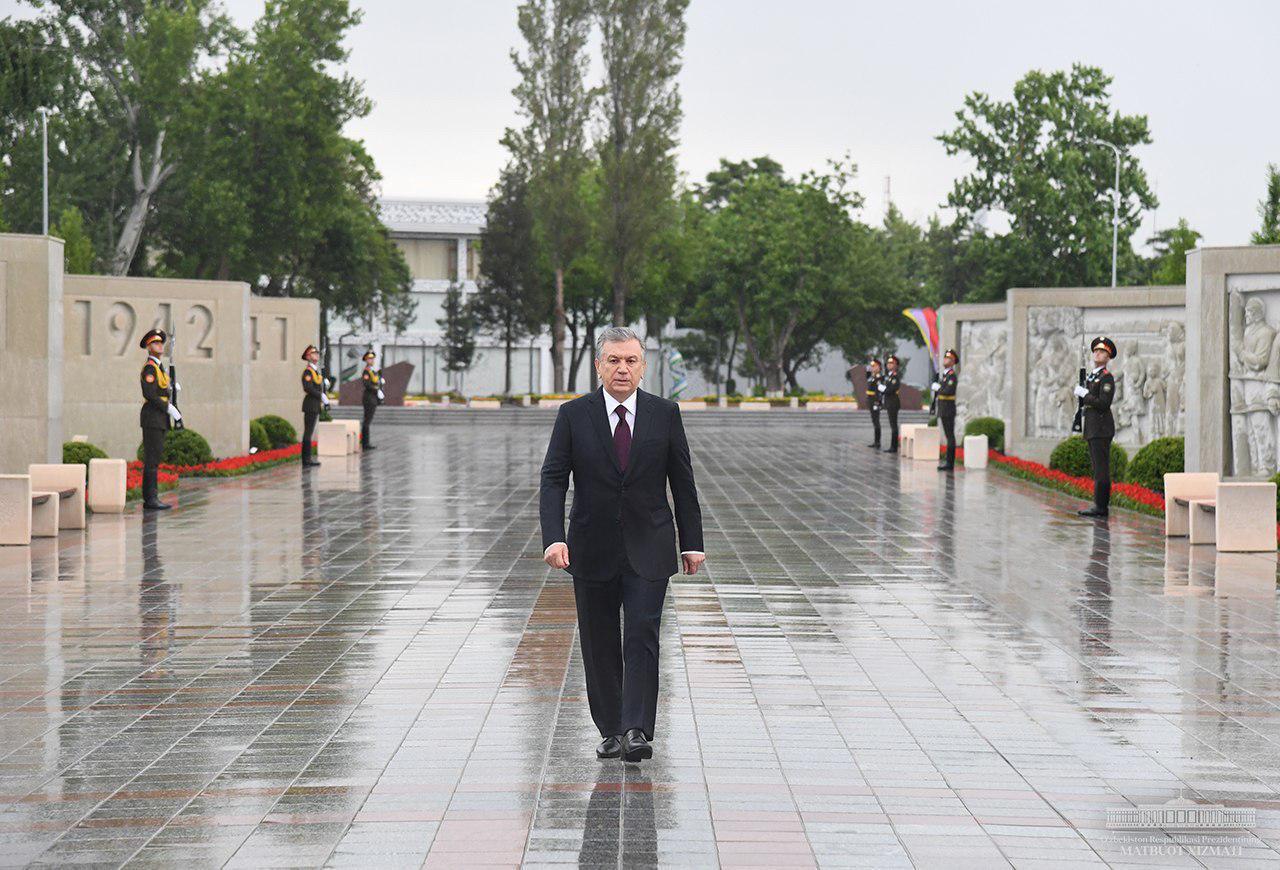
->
[361, 350, 384, 450]
[865, 358, 884, 448]
[881, 355, 902, 452]
[139, 329, 181, 510]
[933, 349, 959, 471]
[1073, 337, 1117, 518]
[300, 344, 329, 468]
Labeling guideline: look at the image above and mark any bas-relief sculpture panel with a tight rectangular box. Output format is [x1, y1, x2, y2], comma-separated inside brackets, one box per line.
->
[1227, 276, 1280, 477]
[957, 320, 1007, 421]
[1025, 305, 1185, 446]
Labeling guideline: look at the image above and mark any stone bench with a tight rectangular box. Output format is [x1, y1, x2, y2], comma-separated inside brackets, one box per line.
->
[898, 424, 925, 457]
[1215, 482, 1276, 552]
[30, 491, 59, 538]
[0, 476, 33, 545]
[87, 458, 127, 513]
[1164, 473, 1219, 537]
[1188, 498, 1217, 546]
[910, 426, 939, 463]
[29, 464, 86, 530]
[316, 421, 356, 456]
[963, 434, 989, 469]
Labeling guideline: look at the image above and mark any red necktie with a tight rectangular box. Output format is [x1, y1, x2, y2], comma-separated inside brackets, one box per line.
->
[614, 405, 631, 472]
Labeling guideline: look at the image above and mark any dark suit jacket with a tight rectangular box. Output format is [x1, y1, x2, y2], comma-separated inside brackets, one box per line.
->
[1081, 368, 1115, 440]
[883, 371, 901, 411]
[540, 388, 704, 581]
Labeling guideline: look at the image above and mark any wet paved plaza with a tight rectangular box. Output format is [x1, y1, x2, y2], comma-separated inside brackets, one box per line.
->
[2, 414, 1280, 868]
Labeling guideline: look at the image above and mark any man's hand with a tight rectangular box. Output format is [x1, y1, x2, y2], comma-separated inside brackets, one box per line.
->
[682, 552, 706, 575]
[877, 383, 885, 393]
[930, 381, 940, 392]
[1073, 384, 1089, 398]
[544, 543, 570, 570]
[166, 404, 182, 422]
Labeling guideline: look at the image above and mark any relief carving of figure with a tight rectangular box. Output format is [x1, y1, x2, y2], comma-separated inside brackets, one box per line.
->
[1228, 292, 1280, 476]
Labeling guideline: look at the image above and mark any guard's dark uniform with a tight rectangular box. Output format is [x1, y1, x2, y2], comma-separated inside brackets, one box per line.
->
[361, 352, 381, 450]
[865, 362, 883, 448]
[1079, 337, 1117, 517]
[138, 329, 173, 509]
[301, 345, 325, 467]
[935, 351, 959, 471]
[882, 358, 901, 453]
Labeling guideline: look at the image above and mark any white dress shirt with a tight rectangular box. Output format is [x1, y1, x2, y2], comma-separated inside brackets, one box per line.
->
[545, 388, 703, 558]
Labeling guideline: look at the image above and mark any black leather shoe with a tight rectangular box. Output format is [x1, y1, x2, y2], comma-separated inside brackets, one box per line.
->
[303, 460, 321, 468]
[936, 463, 954, 472]
[868, 442, 880, 449]
[142, 501, 171, 511]
[621, 728, 652, 763]
[1078, 508, 1109, 518]
[596, 735, 623, 759]
[363, 444, 376, 451]
[884, 446, 898, 454]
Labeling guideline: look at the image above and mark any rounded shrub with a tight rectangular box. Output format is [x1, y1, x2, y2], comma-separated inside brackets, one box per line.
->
[249, 420, 271, 452]
[254, 414, 297, 448]
[319, 408, 333, 423]
[1049, 435, 1128, 482]
[963, 417, 1005, 453]
[1126, 436, 1184, 493]
[63, 441, 107, 467]
[137, 428, 214, 466]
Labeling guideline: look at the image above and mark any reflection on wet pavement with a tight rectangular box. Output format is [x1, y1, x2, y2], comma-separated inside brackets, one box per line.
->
[0, 418, 1277, 867]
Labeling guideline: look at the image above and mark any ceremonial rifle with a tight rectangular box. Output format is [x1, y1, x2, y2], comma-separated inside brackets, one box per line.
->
[1071, 349, 1086, 434]
[167, 321, 185, 430]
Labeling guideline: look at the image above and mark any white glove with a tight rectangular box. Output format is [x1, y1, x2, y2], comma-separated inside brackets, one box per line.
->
[1073, 384, 1089, 398]
[166, 404, 182, 422]
[930, 381, 940, 392]
[323, 378, 330, 390]
[377, 389, 385, 401]
[876, 384, 885, 393]
[173, 381, 181, 392]
[322, 394, 331, 408]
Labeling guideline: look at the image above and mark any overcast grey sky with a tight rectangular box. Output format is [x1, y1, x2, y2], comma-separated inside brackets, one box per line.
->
[10, 0, 1277, 246]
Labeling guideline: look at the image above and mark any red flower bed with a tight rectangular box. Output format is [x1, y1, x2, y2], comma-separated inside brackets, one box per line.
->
[123, 443, 308, 499]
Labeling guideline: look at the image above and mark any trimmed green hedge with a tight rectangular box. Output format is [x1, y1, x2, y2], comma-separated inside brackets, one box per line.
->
[1126, 436, 1184, 493]
[136, 428, 214, 466]
[1049, 435, 1128, 482]
[63, 441, 107, 467]
[249, 420, 271, 452]
[254, 414, 297, 448]
[963, 417, 1005, 452]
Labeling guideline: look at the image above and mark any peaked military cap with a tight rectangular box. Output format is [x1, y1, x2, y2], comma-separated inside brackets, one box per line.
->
[943, 348, 959, 364]
[139, 328, 167, 350]
[1091, 336, 1117, 359]
[362, 350, 376, 361]
[886, 354, 900, 365]
[301, 344, 318, 361]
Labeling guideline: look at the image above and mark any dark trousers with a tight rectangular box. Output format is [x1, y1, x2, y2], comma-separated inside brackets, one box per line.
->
[1088, 437, 1112, 512]
[361, 402, 376, 447]
[573, 570, 670, 741]
[301, 411, 318, 463]
[940, 413, 956, 466]
[141, 428, 166, 503]
[868, 408, 881, 446]
[887, 406, 899, 449]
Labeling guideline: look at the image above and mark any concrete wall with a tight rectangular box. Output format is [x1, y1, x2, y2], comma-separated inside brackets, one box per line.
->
[0, 234, 64, 472]
[938, 302, 1008, 427]
[62, 274, 252, 459]
[1006, 286, 1185, 463]
[249, 296, 321, 436]
[1186, 245, 1280, 477]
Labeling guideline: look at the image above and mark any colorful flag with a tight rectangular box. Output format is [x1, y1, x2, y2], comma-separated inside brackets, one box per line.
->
[667, 348, 688, 399]
[902, 307, 941, 371]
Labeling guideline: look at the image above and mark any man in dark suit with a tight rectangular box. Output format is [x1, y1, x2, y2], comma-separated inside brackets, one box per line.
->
[1073, 336, 1117, 518]
[300, 344, 328, 468]
[540, 327, 705, 764]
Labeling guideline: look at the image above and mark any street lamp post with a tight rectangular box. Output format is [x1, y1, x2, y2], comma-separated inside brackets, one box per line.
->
[1091, 139, 1121, 288]
[37, 107, 50, 235]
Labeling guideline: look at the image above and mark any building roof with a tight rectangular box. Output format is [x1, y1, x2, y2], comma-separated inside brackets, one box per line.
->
[379, 198, 487, 236]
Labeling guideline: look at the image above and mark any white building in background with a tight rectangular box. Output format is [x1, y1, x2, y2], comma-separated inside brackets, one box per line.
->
[326, 197, 553, 396]
[327, 196, 928, 397]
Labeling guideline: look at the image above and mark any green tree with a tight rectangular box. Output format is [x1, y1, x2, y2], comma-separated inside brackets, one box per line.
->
[50, 206, 95, 272]
[594, 0, 687, 325]
[29, 0, 233, 274]
[1254, 164, 1280, 245]
[475, 165, 551, 395]
[505, 0, 594, 392]
[437, 282, 478, 392]
[939, 64, 1157, 289]
[1148, 219, 1201, 285]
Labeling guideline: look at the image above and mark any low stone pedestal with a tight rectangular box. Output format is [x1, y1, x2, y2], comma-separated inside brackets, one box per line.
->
[912, 427, 940, 463]
[0, 476, 33, 546]
[740, 402, 770, 411]
[316, 422, 352, 456]
[339, 420, 361, 452]
[29, 464, 87, 529]
[677, 401, 707, 412]
[87, 459, 127, 513]
[30, 492, 59, 538]
[898, 424, 924, 457]
[1216, 482, 1277, 552]
[963, 435, 988, 468]
[806, 401, 858, 411]
[469, 399, 501, 410]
